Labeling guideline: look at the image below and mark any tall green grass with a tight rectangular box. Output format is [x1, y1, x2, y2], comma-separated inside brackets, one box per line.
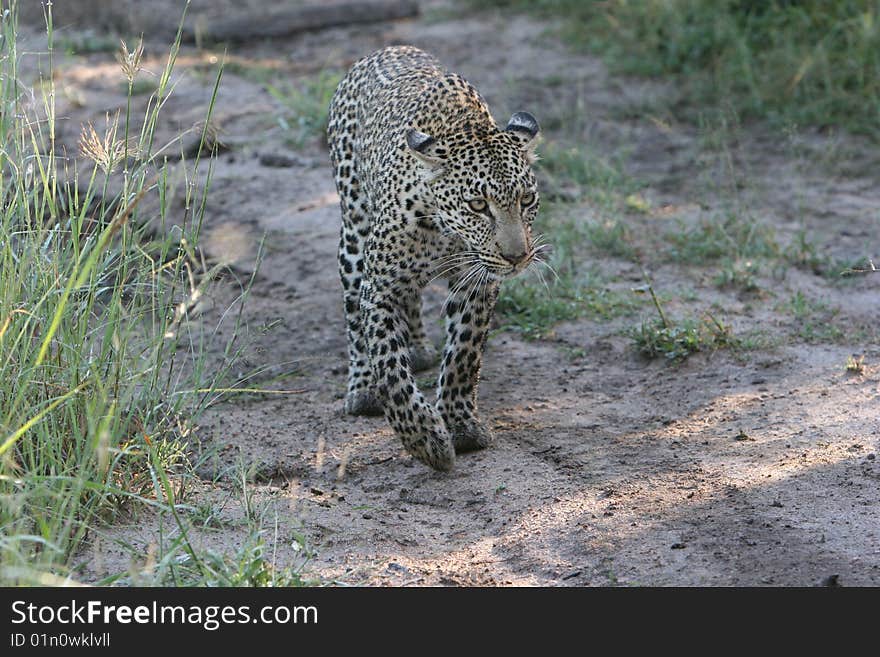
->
[0, 2, 251, 585]
[476, 0, 880, 135]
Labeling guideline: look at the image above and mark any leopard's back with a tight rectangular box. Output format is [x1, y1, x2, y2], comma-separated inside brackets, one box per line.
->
[327, 46, 495, 199]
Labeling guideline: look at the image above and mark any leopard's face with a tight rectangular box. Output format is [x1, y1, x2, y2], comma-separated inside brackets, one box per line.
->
[407, 112, 541, 280]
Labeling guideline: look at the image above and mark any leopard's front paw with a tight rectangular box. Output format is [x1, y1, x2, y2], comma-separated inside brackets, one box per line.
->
[448, 417, 494, 453]
[401, 420, 456, 471]
[416, 431, 456, 471]
[344, 389, 384, 416]
[410, 341, 439, 372]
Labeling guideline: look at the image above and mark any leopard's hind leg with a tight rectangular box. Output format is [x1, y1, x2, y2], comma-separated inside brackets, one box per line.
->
[329, 92, 382, 416]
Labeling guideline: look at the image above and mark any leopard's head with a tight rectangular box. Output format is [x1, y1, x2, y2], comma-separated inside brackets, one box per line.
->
[406, 112, 542, 280]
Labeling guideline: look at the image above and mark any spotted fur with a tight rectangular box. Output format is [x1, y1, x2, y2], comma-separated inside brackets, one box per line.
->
[327, 46, 542, 471]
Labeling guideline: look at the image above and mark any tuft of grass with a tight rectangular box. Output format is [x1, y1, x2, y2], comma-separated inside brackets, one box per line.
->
[630, 317, 734, 361]
[734, 328, 779, 351]
[628, 281, 737, 361]
[474, 0, 880, 137]
[266, 70, 342, 147]
[93, 484, 313, 586]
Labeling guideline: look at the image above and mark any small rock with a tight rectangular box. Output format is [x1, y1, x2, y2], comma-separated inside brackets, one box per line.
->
[820, 574, 840, 587]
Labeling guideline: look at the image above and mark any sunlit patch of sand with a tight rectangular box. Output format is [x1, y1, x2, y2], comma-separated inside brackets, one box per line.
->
[203, 220, 255, 265]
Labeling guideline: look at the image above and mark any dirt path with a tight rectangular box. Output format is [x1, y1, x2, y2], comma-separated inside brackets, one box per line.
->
[41, 0, 879, 585]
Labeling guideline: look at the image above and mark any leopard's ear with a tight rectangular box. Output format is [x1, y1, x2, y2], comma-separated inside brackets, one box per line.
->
[406, 128, 448, 182]
[406, 128, 447, 167]
[505, 111, 540, 161]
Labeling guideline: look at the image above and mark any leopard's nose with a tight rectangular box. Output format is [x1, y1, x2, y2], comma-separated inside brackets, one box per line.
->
[500, 247, 529, 266]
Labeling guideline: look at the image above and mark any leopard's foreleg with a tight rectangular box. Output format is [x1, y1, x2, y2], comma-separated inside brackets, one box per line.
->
[436, 275, 500, 453]
[361, 278, 456, 471]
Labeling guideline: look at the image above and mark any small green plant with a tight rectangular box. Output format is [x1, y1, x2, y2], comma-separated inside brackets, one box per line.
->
[560, 344, 588, 360]
[624, 193, 651, 213]
[785, 229, 822, 271]
[629, 281, 736, 361]
[175, 538, 308, 587]
[267, 70, 342, 147]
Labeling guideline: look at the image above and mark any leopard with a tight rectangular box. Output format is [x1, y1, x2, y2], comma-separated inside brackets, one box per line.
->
[327, 45, 543, 472]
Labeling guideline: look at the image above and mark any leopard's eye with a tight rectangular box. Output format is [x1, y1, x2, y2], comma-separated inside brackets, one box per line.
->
[520, 191, 536, 207]
[467, 198, 488, 213]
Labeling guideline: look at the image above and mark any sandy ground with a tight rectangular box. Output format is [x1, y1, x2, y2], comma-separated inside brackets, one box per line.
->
[25, 0, 880, 585]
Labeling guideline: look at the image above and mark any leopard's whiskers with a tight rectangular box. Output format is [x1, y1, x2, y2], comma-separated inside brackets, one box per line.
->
[429, 250, 482, 267]
[426, 259, 472, 286]
[442, 262, 483, 313]
[426, 252, 481, 286]
[427, 250, 482, 269]
[532, 253, 561, 284]
[463, 264, 483, 304]
[530, 258, 553, 296]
